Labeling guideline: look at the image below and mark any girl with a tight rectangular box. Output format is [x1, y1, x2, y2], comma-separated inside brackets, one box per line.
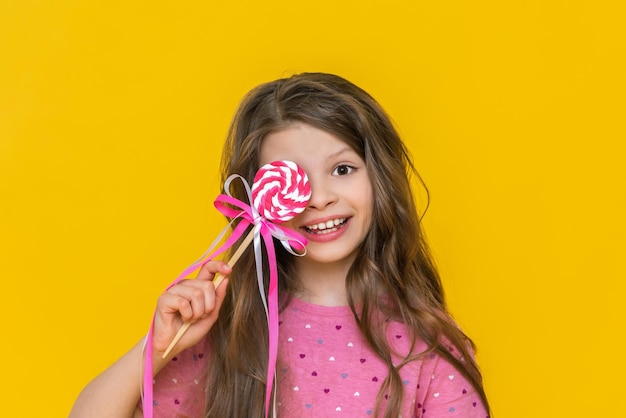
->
[70, 73, 490, 417]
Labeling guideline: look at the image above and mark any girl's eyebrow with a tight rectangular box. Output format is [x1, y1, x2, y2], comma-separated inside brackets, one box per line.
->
[328, 147, 357, 160]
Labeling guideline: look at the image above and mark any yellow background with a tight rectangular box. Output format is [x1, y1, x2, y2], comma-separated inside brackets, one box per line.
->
[1, 1, 624, 416]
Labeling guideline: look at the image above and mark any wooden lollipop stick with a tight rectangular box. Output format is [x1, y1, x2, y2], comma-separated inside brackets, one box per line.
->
[161, 228, 255, 359]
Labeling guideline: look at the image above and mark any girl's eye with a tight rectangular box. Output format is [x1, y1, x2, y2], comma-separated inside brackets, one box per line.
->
[332, 165, 355, 176]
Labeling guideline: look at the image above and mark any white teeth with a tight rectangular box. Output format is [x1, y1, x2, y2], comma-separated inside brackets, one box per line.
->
[306, 218, 346, 231]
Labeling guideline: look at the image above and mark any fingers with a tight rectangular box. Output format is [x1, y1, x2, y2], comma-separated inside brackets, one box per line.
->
[160, 261, 231, 321]
[163, 280, 214, 322]
[196, 260, 232, 286]
[171, 260, 230, 312]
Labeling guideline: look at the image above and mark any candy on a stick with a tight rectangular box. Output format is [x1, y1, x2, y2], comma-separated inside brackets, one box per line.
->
[252, 159, 311, 222]
[160, 160, 310, 358]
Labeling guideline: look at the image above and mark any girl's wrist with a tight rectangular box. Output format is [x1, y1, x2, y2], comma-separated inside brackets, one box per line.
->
[139, 337, 173, 378]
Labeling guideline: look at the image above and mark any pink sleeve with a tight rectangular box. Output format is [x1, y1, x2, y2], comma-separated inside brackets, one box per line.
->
[416, 351, 488, 418]
[150, 338, 210, 418]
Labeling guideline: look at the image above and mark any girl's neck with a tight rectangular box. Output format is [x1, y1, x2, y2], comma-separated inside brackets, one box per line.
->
[293, 259, 350, 306]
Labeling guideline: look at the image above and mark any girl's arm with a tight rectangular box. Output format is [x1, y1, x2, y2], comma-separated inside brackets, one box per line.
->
[69, 339, 149, 418]
[69, 261, 231, 418]
[416, 349, 488, 418]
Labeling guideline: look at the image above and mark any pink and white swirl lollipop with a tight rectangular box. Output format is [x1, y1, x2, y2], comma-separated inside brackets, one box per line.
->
[252, 160, 311, 222]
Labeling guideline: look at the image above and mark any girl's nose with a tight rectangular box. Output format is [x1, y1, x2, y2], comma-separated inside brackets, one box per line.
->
[306, 178, 337, 210]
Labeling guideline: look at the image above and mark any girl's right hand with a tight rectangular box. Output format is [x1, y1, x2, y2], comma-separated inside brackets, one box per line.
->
[151, 260, 231, 359]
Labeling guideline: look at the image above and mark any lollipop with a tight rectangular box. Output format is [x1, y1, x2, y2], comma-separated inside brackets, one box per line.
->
[160, 160, 310, 358]
[252, 160, 311, 222]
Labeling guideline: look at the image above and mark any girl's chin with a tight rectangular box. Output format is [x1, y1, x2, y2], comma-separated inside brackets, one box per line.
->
[298, 245, 359, 267]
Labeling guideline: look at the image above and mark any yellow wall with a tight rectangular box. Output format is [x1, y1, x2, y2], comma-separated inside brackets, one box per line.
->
[1, 1, 624, 416]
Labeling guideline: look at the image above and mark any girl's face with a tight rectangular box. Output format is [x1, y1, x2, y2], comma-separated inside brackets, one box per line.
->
[259, 122, 373, 274]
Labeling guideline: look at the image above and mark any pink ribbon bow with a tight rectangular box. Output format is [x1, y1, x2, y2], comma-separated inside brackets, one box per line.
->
[142, 174, 307, 418]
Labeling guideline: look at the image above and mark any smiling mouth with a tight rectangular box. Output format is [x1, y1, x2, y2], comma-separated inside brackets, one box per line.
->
[304, 218, 348, 234]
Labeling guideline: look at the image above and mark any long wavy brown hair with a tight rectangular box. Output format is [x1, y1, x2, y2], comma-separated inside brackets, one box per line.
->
[205, 72, 490, 417]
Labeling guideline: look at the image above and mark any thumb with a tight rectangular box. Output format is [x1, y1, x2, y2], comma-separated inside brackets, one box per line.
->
[214, 278, 229, 310]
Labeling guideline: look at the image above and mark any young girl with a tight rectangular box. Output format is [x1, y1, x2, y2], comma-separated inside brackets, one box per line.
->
[70, 73, 490, 418]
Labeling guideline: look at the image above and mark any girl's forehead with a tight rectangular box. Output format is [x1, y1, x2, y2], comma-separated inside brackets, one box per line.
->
[259, 124, 360, 168]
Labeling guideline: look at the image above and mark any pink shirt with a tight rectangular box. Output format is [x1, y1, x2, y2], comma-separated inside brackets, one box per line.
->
[151, 297, 488, 417]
